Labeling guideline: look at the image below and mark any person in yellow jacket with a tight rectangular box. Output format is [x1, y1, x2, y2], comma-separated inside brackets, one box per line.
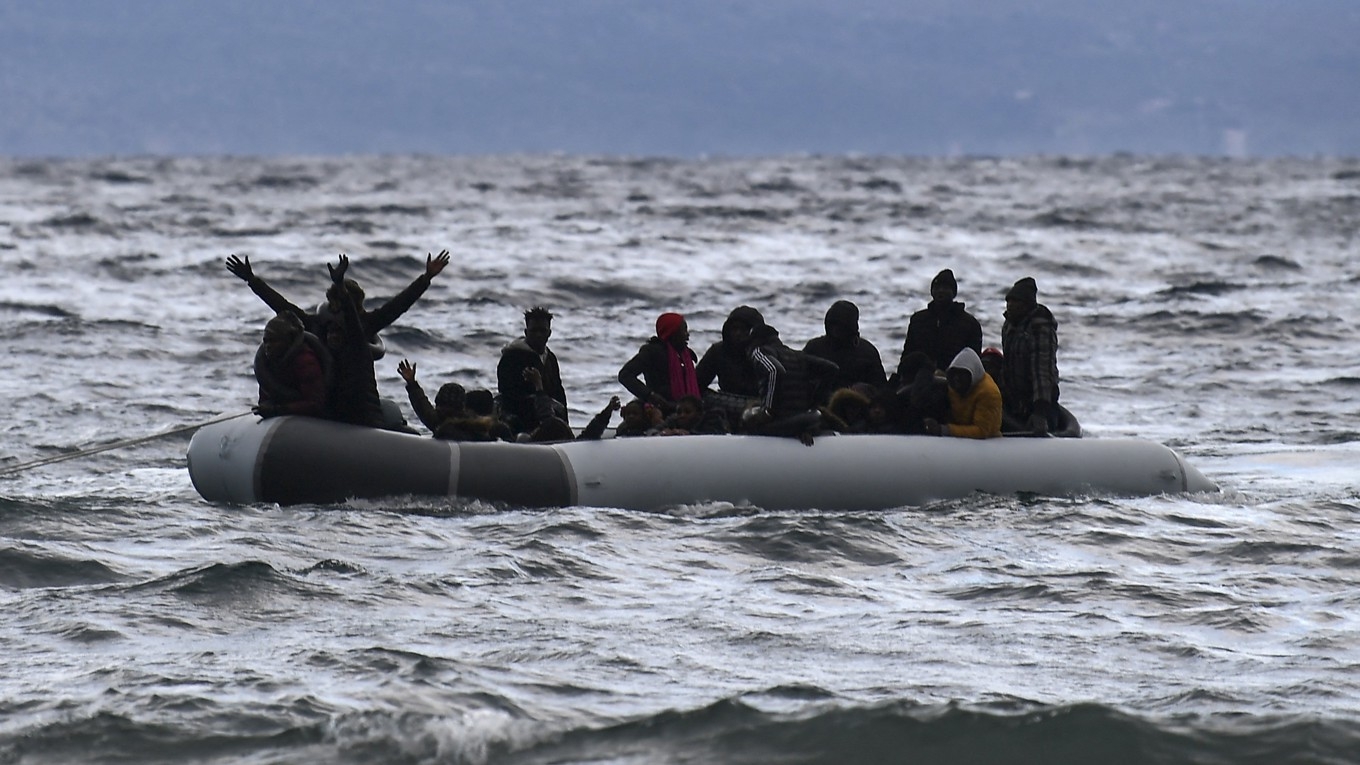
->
[924, 347, 1002, 439]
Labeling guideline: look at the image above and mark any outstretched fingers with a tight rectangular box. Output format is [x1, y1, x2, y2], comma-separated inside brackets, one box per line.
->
[225, 254, 253, 281]
[328, 253, 350, 283]
[426, 249, 451, 277]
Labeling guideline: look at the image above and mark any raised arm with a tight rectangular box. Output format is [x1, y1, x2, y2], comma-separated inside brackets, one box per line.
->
[364, 249, 452, 334]
[226, 254, 307, 322]
[328, 255, 367, 342]
[577, 396, 621, 441]
[397, 358, 438, 433]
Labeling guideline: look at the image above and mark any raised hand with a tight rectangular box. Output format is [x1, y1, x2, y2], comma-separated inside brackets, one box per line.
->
[225, 254, 254, 282]
[397, 359, 417, 383]
[426, 249, 450, 278]
[328, 253, 350, 284]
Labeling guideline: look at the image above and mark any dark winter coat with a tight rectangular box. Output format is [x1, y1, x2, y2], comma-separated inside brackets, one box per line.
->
[896, 366, 952, 435]
[618, 337, 699, 406]
[325, 281, 386, 428]
[696, 306, 766, 397]
[254, 332, 330, 418]
[496, 338, 567, 432]
[802, 334, 887, 402]
[902, 300, 983, 372]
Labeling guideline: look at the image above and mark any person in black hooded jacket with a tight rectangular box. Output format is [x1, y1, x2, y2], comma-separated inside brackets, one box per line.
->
[892, 351, 951, 435]
[696, 305, 766, 423]
[696, 305, 764, 397]
[802, 299, 887, 403]
[901, 268, 983, 372]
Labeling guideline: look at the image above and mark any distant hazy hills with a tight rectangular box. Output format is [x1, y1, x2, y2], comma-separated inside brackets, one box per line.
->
[2, 0, 1356, 157]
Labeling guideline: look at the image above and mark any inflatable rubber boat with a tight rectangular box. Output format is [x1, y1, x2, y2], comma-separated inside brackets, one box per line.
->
[187, 415, 1216, 510]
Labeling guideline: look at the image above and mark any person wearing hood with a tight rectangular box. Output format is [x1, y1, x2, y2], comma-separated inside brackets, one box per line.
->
[496, 306, 567, 435]
[617, 312, 701, 415]
[821, 386, 872, 433]
[1001, 276, 1061, 435]
[924, 348, 1002, 439]
[802, 299, 887, 402]
[253, 312, 331, 419]
[901, 269, 983, 372]
[696, 305, 765, 397]
[696, 305, 766, 423]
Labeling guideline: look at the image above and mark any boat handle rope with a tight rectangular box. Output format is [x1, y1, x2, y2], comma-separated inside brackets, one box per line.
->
[0, 411, 253, 477]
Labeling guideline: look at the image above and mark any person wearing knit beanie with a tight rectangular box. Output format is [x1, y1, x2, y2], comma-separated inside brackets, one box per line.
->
[932, 268, 958, 299]
[656, 312, 686, 342]
[618, 311, 699, 414]
[1001, 276, 1061, 435]
[900, 267, 983, 373]
[1005, 276, 1038, 303]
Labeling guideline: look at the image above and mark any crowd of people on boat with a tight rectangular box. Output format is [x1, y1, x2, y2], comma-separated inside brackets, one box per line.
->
[230, 253, 1064, 446]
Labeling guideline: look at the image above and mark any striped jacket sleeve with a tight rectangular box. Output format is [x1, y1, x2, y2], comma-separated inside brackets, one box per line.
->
[750, 346, 782, 411]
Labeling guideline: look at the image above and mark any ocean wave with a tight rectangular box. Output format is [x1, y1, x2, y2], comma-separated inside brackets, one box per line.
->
[4, 153, 1360, 765]
[0, 709, 323, 765]
[11, 695, 1358, 765]
[125, 560, 333, 604]
[500, 697, 1360, 765]
[0, 545, 128, 589]
[719, 515, 905, 566]
[0, 300, 75, 319]
[547, 276, 657, 304]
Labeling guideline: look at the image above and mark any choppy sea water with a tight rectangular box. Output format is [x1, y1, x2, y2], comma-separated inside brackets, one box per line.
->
[1, 154, 1358, 764]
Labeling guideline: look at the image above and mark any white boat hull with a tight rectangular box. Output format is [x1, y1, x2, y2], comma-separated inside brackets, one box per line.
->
[187, 416, 1217, 509]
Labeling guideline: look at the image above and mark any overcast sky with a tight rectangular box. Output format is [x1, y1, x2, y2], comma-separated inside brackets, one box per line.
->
[2, 0, 1357, 158]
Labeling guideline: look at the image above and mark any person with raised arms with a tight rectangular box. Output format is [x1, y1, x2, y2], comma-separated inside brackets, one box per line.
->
[225, 249, 451, 359]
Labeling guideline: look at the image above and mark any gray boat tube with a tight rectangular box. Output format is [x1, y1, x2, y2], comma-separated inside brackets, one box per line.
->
[187, 416, 1217, 509]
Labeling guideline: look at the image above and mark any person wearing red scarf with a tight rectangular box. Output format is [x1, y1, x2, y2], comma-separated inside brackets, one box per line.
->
[617, 311, 700, 415]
